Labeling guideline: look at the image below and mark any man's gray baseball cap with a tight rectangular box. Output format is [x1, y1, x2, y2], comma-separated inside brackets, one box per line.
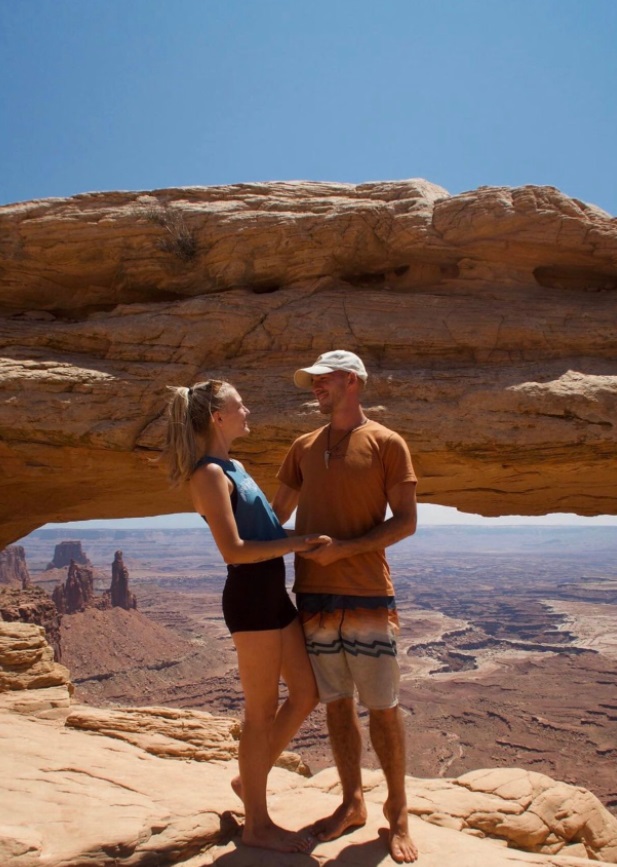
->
[294, 350, 368, 389]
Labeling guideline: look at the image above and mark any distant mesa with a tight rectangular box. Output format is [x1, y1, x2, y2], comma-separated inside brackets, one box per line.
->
[1, 541, 138, 668]
[52, 549, 137, 615]
[0, 545, 31, 588]
[1, 543, 138, 665]
[47, 540, 91, 571]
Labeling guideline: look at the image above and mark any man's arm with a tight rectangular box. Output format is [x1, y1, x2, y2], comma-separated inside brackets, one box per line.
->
[272, 482, 300, 526]
[300, 480, 417, 566]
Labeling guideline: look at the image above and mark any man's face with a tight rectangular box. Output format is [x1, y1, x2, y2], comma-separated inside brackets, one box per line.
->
[310, 370, 350, 414]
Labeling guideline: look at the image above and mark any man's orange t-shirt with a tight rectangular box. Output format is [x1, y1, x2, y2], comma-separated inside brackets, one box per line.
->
[277, 419, 417, 597]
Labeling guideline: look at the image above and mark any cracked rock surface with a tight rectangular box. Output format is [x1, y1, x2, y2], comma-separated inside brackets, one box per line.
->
[2, 621, 617, 866]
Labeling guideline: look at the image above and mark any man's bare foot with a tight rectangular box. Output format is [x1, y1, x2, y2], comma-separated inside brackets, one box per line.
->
[242, 820, 313, 853]
[312, 800, 368, 842]
[384, 803, 418, 863]
[231, 775, 243, 802]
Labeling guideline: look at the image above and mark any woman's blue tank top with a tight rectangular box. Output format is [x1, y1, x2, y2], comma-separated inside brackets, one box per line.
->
[194, 456, 287, 542]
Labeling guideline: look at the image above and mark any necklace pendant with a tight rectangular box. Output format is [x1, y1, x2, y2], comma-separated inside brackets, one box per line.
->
[324, 450, 331, 469]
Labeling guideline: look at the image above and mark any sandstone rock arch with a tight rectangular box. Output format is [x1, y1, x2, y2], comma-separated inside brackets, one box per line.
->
[1, 180, 616, 546]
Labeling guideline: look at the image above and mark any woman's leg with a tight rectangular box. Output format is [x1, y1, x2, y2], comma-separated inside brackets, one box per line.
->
[232, 618, 317, 797]
[233, 627, 309, 852]
[269, 616, 319, 761]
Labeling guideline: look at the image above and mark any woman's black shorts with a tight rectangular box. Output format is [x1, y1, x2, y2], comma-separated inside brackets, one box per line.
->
[222, 556, 298, 634]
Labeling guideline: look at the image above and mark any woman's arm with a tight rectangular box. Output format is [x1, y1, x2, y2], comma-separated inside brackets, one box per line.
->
[189, 463, 326, 564]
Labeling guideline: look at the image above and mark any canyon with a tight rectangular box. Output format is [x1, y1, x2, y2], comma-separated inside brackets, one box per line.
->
[2, 523, 617, 866]
[1, 177, 616, 864]
[12, 523, 617, 820]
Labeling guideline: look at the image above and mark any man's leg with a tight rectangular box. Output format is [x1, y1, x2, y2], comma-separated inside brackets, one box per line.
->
[297, 596, 368, 840]
[312, 697, 368, 840]
[369, 705, 418, 863]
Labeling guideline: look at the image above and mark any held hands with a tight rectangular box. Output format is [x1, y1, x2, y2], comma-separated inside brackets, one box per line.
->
[298, 537, 345, 566]
[293, 534, 331, 553]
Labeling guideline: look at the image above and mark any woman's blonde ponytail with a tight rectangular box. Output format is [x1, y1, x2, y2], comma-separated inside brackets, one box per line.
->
[164, 380, 233, 485]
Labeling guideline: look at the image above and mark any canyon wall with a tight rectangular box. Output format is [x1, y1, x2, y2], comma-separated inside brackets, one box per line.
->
[0, 545, 31, 587]
[1, 180, 616, 545]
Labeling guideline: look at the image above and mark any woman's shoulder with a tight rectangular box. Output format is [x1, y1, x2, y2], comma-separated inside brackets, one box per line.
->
[189, 460, 235, 509]
[194, 454, 236, 471]
[191, 457, 228, 484]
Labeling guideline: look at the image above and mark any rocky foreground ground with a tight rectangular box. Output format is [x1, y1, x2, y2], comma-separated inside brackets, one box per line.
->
[2, 620, 617, 867]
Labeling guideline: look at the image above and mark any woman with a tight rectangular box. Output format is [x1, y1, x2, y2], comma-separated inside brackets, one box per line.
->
[165, 378, 327, 853]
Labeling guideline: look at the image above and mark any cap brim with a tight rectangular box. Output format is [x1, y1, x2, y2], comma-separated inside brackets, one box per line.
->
[293, 364, 336, 389]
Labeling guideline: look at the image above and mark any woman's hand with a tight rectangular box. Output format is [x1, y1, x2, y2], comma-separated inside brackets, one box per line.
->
[298, 537, 346, 565]
[291, 534, 331, 553]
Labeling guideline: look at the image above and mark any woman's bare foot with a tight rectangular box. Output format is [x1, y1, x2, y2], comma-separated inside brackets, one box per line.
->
[312, 800, 368, 841]
[233, 775, 312, 854]
[383, 803, 418, 863]
[242, 820, 313, 853]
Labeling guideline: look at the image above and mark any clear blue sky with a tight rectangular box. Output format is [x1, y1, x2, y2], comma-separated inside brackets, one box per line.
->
[4, 1, 616, 528]
[1, 0, 616, 214]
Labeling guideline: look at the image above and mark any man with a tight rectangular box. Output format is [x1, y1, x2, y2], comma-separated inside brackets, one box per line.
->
[273, 349, 418, 863]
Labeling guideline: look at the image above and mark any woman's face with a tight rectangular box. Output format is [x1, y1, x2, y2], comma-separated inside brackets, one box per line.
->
[218, 389, 250, 439]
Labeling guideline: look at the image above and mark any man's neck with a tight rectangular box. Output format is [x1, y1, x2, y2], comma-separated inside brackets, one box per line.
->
[328, 404, 366, 432]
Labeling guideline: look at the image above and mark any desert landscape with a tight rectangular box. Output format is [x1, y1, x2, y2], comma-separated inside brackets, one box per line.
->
[1, 175, 616, 864]
[13, 521, 617, 820]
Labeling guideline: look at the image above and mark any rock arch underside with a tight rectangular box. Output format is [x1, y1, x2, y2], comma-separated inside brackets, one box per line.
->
[0, 179, 616, 546]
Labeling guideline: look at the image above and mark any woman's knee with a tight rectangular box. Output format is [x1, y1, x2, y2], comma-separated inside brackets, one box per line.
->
[283, 679, 319, 716]
[242, 694, 279, 727]
[299, 687, 319, 716]
[287, 674, 319, 712]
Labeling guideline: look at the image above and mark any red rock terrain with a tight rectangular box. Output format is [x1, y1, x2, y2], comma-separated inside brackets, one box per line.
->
[16, 524, 617, 820]
[3, 619, 617, 866]
[1, 177, 616, 863]
[1, 181, 616, 545]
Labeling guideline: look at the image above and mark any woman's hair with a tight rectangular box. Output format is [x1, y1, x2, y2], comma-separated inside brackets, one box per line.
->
[165, 379, 235, 485]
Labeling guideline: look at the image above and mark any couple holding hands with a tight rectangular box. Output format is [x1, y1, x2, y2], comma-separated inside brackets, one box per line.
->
[165, 350, 418, 863]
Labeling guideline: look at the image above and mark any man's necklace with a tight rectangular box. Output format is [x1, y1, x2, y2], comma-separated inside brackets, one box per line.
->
[324, 419, 368, 469]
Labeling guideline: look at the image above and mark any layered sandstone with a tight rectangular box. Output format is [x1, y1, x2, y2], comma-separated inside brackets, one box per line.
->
[0, 620, 69, 695]
[0, 585, 62, 661]
[1, 181, 616, 545]
[2, 621, 617, 865]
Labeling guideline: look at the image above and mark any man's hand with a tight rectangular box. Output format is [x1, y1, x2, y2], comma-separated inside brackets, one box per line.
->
[294, 534, 331, 553]
[299, 538, 346, 566]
